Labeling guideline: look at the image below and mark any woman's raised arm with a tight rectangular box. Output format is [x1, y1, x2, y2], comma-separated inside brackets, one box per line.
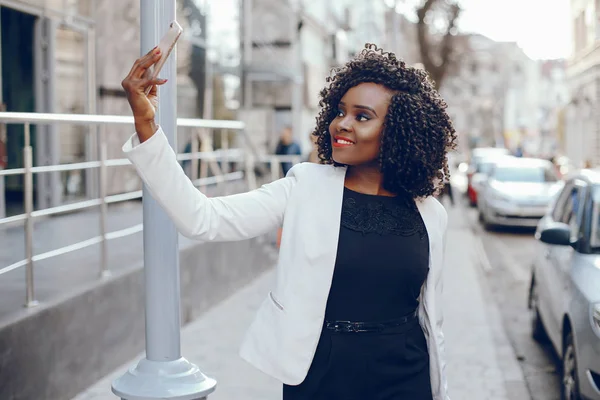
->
[121, 48, 296, 242]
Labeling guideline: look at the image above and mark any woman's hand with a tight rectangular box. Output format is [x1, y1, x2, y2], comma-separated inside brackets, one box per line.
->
[121, 47, 168, 142]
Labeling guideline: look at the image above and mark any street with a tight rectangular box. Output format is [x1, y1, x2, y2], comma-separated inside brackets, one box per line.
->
[452, 193, 562, 400]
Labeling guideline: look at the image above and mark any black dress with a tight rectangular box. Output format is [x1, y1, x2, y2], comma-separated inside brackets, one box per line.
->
[283, 187, 433, 400]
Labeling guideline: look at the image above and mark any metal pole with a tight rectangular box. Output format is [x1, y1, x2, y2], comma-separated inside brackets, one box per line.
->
[242, 0, 253, 110]
[85, 25, 100, 200]
[291, 6, 303, 145]
[23, 123, 38, 308]
[140, 0, 181, 364]
[270, 158, 279, 181]
[220, 129, 230, 195]
[112, 1, 215, 398]
[98, 129, 109, 278]
[190, 130, 199, 181]
[0, 8, 5, 220]
[245, 151, 257, 190]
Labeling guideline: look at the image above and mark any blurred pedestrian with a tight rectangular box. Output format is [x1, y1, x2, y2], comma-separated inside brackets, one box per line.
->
[121, 43, 455, 400]
[275, 126, 302, 176]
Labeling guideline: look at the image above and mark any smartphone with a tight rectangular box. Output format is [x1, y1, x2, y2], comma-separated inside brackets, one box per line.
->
[144, 20, 183, 95]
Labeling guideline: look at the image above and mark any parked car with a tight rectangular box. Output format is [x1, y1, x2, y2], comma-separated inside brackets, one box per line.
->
[529, 169, 600, 400]
[468, 157, 507, 206]
[477, 157, 563, 229]
[467, 147, 511, 206]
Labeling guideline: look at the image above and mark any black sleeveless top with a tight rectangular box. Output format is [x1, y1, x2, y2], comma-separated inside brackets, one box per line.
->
[324, 187, 430, 322]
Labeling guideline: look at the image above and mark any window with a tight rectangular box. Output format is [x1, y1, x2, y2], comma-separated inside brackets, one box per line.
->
[596, 0, 600, 39]
[574, 16, 580, 52]
[576, 11, 589, 51]
[476, 162, 495, 174]
[560, 187, 580, 227]
[553, 183, 586, 236]
[552, 183, 572, 221]
[492, 166, 556, 183]
[590, 186, 600, 247]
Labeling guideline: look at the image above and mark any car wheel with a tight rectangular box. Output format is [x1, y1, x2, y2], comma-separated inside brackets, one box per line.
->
[561, 332, 581, 400]
[529, 278, 547, 342]
[480, 210, 493, 231]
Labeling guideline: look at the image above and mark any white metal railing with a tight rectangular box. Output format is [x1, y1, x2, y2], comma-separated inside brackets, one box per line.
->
[0, 111, 304, 308]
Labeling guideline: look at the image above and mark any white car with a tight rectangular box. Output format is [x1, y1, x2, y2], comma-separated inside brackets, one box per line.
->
[477, 157, 563, 229]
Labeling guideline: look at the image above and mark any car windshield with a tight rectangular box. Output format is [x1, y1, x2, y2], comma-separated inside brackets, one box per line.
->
[476, 162, 495, 174]
[493, 166, 557, 183]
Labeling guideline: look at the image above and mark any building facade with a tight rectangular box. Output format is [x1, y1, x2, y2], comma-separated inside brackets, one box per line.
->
[0, 0, 228, 217]
[538, 60, 570, 157]
[240, 0, 351, 155]
[383, 7, 564, 158]
[567, 0, 600, 167]
[239, 0, 395, 155]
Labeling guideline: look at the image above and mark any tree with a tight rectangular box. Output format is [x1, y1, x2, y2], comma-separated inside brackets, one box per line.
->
[416, 0, 461, 90]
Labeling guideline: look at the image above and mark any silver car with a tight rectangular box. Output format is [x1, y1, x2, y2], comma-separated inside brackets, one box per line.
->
[477, 157, 563, 229]
[529, 170, 600, 399]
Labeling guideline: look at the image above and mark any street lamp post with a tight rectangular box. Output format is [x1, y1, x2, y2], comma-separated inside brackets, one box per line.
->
[111, 1, 216, 399]
[291, 4, 304, 145]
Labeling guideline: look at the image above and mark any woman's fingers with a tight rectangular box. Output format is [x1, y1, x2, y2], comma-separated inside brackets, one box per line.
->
[131, 51, 161, 80]
[134, 49, 162, 79]
[122, 71, 166, 98]
[147, 84, 157, 98]
[124, 47, 162, 83]
[142, 77, 168, 91]
[142, 78, 168, 96]
[125, 47, 155, 79]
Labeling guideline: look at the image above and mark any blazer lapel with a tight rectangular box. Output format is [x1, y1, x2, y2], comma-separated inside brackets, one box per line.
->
[302, 165, 347, 265]
[416, 197, 439, 251]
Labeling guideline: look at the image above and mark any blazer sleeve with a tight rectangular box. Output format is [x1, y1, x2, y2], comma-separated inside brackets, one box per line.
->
[437, 206, 450, 399]
[122, 127, 296, 242]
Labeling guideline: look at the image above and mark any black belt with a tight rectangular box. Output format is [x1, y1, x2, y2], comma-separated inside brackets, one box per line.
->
[325, 310, 418, 333]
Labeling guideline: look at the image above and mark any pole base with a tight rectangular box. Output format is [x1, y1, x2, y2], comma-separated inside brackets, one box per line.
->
[112, 357, 216, 400]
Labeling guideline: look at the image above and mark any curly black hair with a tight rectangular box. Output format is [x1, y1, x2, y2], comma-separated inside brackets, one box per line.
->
[312, 43, 457, 199]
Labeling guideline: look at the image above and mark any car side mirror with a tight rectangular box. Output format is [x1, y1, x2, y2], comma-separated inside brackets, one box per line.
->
[538, 223, 572, 246]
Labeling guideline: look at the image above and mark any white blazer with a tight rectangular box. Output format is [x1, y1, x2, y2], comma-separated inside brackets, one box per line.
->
[123, 128, 450, 400]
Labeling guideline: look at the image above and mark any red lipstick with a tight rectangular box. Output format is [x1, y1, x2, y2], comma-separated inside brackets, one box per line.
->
[332, 135, 355, 148]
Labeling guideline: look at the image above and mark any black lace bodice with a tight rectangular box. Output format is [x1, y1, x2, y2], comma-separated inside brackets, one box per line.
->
[324, 187, 430, 322]
[340, 193, 427, 239]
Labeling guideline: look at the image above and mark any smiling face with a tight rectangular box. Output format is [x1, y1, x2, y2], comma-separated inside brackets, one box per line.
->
[329, 82, 393, 167]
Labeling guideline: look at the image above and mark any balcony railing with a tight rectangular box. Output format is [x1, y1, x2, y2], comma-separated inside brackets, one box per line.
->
[0, 112, 303, 308]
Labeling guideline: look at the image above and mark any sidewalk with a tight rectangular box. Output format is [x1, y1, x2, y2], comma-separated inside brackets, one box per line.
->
[73, 204, 529, 400]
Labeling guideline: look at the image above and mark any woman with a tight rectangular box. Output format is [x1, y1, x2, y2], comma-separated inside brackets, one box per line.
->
[121, 43, 456, 400]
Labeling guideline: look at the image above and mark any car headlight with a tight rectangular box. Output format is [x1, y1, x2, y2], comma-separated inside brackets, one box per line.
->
[592, 303, 600, 333]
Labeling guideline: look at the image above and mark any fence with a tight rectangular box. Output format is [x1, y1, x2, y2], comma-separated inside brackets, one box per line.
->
[0, 112, 303, 309]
